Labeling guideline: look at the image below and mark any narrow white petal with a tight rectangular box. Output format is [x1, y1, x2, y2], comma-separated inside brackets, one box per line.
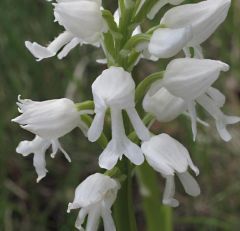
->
[177, 171, 200, 197]
[124, 138, 144, 166]
[33, 152, 48, 183]
[88, 110, 106, 142]
[50, 139, 71, 162]
[206, 87, 226, 107]
[75, 209, 88, 231]
[101, 204, 116, 231]
[183, 112, 209, 127]
[57, 37, 80, 59]
[85, 208, 101, 231]
[126, 107, 150, 141]
[187, 101, 197, 141]
[216, 116, 240, 142]
[162, 175, 179, 207]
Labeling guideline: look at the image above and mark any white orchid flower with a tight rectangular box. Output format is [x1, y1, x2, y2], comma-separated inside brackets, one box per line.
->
[67, 173, 120, 231]
[12, 96, 91, 179]
[88, 67, 150, 170]
[148, 0, 231, 59]
[156, 58, 240, 141]
[142, 134, 200, 207]
[25, 0, 107, 61]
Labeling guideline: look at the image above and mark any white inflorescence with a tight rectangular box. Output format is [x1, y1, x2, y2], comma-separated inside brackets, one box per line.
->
[13, 0, 239, 230]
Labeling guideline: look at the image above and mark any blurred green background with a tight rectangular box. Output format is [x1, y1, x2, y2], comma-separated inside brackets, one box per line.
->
[0, 0, 240, 230]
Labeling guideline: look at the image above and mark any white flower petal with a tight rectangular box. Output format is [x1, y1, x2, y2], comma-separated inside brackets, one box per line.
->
[163, 58, 229, 100]
[69, 173, 119, 208]
[57, 37, 80, 59]
[50, 139, 71, 162]
[162, 175, 179, 207]
[143, 87, 187, 122]
[12, 97, 82, 139]
[160, 0, 231, 46]
[206, 87, 226, 108]
[85, 207, 101, 231]
[25, 41, 55, 61]
[99, 140, 121, 170]
[91, 67, 135, 108]
[142, 134, 197, 174]
[101, 203, 116, 231]
[148, 27, 192, 59]
[54, 1, 106, 44]
[126, 107, 150, 141]
[197, 94, 240, 142]
[88, 109, 106, 142]
[33, 151, 48, 183]
[187, 101, 197, 141]
[177, 171, 200, 196]
[75, 209, 87, 231]
[124, 138, 145, 166]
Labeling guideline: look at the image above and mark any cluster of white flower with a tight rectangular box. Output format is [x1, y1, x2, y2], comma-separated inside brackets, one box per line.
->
[13, 0, 239, 230]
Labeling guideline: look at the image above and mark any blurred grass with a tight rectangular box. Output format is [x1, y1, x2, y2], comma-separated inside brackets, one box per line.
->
[1, 0, 240, 230]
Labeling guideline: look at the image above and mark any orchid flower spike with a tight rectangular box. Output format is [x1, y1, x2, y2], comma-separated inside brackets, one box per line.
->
[148, 0, 231, 59]
[67, 173, 120, 231]
[25, 0, 107, 61]
[157, 58, 240, 141]
[88, 66, 150, 170]
[16, 135, 70, 182]
[12, 96, 91, 177]
[142, 134, 200, 207]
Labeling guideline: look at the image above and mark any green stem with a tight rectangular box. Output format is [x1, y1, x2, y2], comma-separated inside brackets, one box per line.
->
[113, 159, 137, 231]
